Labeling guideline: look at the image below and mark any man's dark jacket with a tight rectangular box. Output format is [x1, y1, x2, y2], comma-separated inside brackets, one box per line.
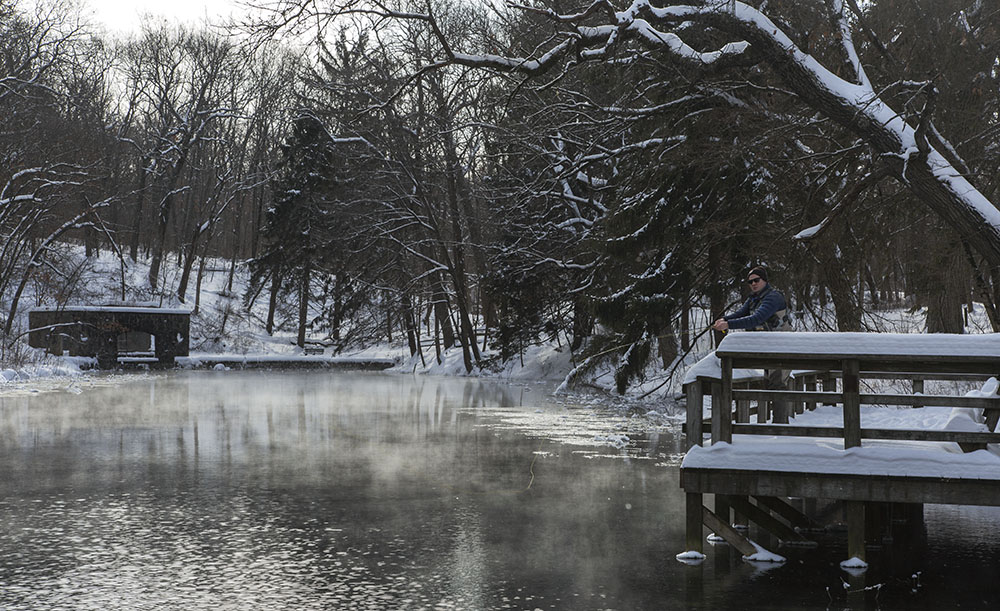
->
[724, 283, 791, 331]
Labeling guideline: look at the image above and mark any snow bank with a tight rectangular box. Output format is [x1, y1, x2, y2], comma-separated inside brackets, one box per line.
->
[396, 342, 575, 382]
[0, 358, 89, 384]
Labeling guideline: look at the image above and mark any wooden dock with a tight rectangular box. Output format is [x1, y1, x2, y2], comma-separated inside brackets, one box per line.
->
[173, 355, 397, 370]
[680, 332, 1000, 566]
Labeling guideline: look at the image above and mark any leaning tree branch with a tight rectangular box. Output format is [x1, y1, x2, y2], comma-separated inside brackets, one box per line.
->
[794, 165, 894, 243]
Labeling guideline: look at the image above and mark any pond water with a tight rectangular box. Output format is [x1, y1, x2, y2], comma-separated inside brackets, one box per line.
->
[0, 371, 998, 610]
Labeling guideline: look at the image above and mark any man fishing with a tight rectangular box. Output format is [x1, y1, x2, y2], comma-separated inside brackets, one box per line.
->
[712, 265, 794, 421]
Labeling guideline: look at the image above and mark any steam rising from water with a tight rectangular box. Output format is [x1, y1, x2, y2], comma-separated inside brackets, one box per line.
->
[0, 371, 682, 610]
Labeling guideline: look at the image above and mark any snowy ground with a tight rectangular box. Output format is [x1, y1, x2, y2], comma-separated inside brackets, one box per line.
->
[0, 249, 605, 392]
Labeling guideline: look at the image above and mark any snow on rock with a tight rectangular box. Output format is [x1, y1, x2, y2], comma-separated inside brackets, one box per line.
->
[840, 557, 868, 570]
[675, 550, 706, 564]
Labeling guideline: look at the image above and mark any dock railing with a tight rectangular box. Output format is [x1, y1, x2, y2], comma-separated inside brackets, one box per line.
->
[684, 332, 1000, 452]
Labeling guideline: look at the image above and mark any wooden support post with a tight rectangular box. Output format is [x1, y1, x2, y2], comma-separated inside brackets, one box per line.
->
[686, 493, 704, 554]
[805, 376, 817, 411]
[724, 490, 748, 532]
[726, 496, 810, 543]
[710, 382, 723, 444]
[733, 511, 748, 531]
[702, 505, 757, 557]
[846, 500, 866, 563]
[842, 359, 861, 449]
[720, 357, 733, 443]
[685, 382, 704, 449]
[714, 495, 731, 532]
[793, 376, 805, 415]
[753, 496, 820, 530]
[912, 377, 925, 408]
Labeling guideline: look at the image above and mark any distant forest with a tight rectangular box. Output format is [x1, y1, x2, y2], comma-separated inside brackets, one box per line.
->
[2, 0, 999, 388]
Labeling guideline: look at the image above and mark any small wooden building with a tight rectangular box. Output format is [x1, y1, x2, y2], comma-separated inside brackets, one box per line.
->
[28, 305, 191, 368]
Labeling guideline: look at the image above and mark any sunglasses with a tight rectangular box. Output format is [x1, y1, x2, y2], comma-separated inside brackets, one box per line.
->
[747, 277, 763, 284]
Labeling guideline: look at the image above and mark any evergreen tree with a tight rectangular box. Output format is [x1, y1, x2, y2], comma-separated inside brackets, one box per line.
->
[249, 112, 336, 345]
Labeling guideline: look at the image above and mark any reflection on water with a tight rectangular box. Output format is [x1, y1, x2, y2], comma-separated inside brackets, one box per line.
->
[0, 371, 685, 610]
[0, 371, 998, 610]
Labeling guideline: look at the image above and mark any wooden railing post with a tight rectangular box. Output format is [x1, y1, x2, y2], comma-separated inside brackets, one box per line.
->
[843, 359, 861, 448]
[805, 375, 817, 411]
[822, 371, 836, 405]
[720, 356, 733, 443]
[736, 394, 751, 423]
[793, 375, 805, 415]
[912, 377, 925, 408]
[685, 381, 704, 449]
[772, 371, 790, 424]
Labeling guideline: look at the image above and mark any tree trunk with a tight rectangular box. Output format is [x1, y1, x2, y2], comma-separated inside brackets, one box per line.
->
[297, 261, 311, 348]
[194, 254, 208, 316]
[707, 243, 727, 348]
[331, 275, 345, 344]
[922, 230, 965, 333]
[130, 158, 150, 261]
[818, 244, 862, 332]
[571, 294, 592, 352]
[432, 274, 456, 349]
[402, 291, 418, 356]
[176, 232, 204, 303]
[680, 299, 690, 353]
[658, 330, 678, 369]
[266, 270, 280, 336]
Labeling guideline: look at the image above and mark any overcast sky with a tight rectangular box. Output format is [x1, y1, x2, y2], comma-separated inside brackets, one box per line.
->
[84, 0, 246, 33]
